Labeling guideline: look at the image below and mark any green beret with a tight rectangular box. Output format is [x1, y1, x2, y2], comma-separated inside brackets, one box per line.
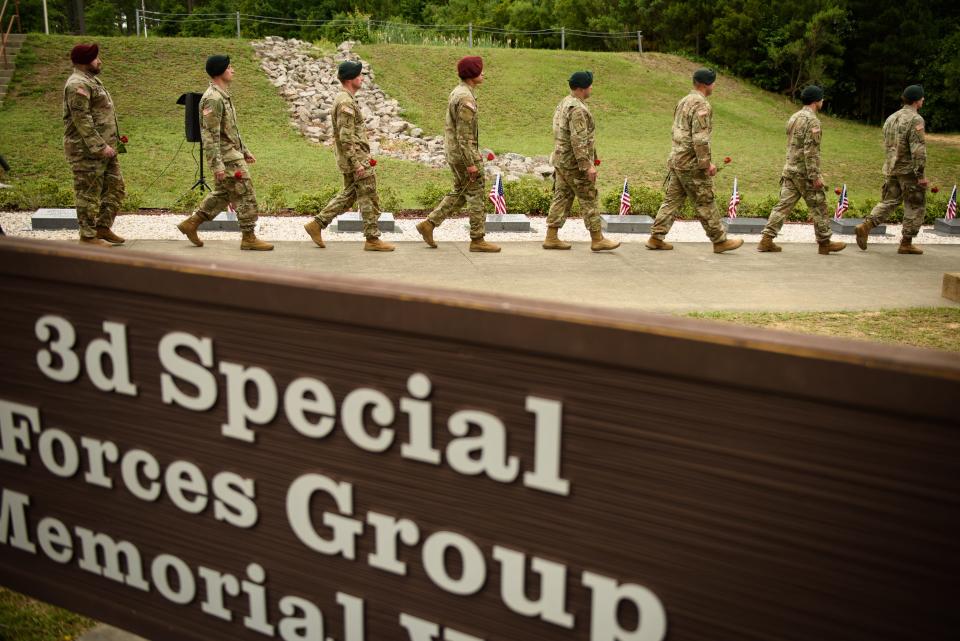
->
[902, 85, 924, 102]
[338, 60, 363, 81]
[205, 54, 230, 78]
[693, 68, 716, 85]
[568, 70, 593, 90]
[801, 85, 824, 105]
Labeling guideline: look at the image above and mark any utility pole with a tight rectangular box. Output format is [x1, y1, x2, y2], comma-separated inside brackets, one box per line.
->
[561, 26, 565, 50]
[468, 22, 472, 48]
[135, 8, 139, 36]
[236, 11, 240, 38]
[637, 30, 643, 54]
[42, 0, 49, 34]
[142, 0, 148, 37]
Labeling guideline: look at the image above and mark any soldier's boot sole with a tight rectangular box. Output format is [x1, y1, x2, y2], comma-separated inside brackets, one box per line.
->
[713, 238, 744, 253]
[176, 214, 204, 247]
[416, 221, 438, 248]
[364, 238, 396, 252]
[79, 237, 112, 247]
[469, 240, 501, 253]
[590, 231, 619, 252]
[304, 220, 325, 248]
[96, 227, 125, 244]
[818, 241, 847, 255]
[645, 238, 673, 250]
[542, 240, 572, 250]
[757, 237, 781, 252]
[240, 232, 274, 251]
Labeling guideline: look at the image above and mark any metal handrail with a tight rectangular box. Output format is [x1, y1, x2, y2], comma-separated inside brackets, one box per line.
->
[0, 0, 20, 69]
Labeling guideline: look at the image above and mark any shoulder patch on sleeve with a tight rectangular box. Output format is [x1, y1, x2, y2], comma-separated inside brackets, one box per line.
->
[697, 109, 709, 118]
[462, 100, 477, 112]
[916, 123, 924, 131]
[341, 105, 355, 116]
[810, 127, 821, 134]
[75, 86, 89, 97]
[202, 107, 213, 116]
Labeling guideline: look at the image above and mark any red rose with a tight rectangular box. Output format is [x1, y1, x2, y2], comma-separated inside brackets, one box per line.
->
[594, 158, 601, 166]
[234, 170, 244, 179]
[834, 187, 842, 195]
[487, 152, 495, 161]
[369, 158, 377, 167]
[723, 156, 732, 164]
[119, 136, 128, 144]
[931, 186, 939, 193]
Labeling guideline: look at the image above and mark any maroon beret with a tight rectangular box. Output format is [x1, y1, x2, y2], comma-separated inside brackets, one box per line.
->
[70, 43, 99, 65]
[457, 56, 483, 80]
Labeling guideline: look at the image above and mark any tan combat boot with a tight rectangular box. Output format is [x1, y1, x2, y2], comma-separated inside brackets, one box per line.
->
[80, 236, 111, 247]
[854, 219, 875, 250]
[303, 219, 325, 248]
[590, 230, 620, 252]
[757, 236, 781, 252]
[469, 236, 501, 252]
[897, 237, 923, 254]
[416, 220, 438, 248]
[645, 237, 673, 250]
[96, 226, 125, 244]
[818, 239, 847, 254]
[364, 236, 396, 252]
[176, 213, 205, 247]
[542, 226, 572, 250]
[240, 230, 274, 251]
[713, 238, 744, 253]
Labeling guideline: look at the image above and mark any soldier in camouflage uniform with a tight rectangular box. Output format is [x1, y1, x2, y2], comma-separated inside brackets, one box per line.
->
[544, 71, 619, 252]
[647, 68, 742, 254]
[177, 55, 272, 251]
[758, 85, 845, 254]
[856, 85, 928, 255]
[62, 43, 125, 247]
[303, 60, 394, 251]
[416, 56, 500, 252]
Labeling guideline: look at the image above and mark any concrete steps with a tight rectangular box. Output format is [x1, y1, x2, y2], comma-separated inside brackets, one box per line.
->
[0, 33, 26, 103]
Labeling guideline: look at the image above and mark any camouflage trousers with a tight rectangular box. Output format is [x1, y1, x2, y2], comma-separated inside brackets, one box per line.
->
[763, 174, 832, 242]
[650, 168, 726, 243]
[867, 174, 926, 238]
[314, 171, 382, 238]
[546, 166, 602, 233]
[427, 162, 487, 240]
[194, 159, 258, 232]
[70, 156, 125, 239]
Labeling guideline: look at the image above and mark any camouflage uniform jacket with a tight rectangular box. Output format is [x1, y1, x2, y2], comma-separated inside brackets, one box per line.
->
[200, 82, 247, 174]
[62, 70, 119, 162]
[667, 90, 713, 172]
[882, 106, 926, 178]
[331, 90, 370, 174]
[782, 107, 823, 182]
[443, 82, 482, 167]
[551, 94, 597, 171]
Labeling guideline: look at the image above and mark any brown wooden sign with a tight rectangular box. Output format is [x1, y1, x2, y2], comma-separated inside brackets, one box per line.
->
[0, 237, 957, 641]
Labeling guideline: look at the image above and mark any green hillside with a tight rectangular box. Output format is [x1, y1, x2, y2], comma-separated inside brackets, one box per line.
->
[1, 35, 958, 211]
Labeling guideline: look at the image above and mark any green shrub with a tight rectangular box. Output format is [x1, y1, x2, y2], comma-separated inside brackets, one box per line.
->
[499, 177, 552, 215]
[8, 179, 75, 210]
[293, 187, 339, 215]
[122, 190, 145, 212]
[379, 184, 402, 213]
[416, 182, 449, 209]
[174, 189, 203, 212]
[263, 184, 288, 214]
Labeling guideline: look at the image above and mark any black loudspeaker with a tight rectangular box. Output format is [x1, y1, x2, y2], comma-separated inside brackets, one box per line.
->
[0, 155, 9, 172]
[176, 92, 203, 143]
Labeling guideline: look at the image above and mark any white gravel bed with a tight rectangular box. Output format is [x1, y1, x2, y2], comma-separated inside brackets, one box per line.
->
[2, 211, 959, 244]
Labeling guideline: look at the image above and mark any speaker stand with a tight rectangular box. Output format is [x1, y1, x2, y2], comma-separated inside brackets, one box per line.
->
[191, 139, 211, 193]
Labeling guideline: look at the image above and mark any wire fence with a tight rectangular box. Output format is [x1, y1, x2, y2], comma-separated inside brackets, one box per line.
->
[136, 10, 645, 52]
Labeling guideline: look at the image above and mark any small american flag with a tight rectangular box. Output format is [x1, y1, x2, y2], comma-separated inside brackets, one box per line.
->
[619, 178, 631, 216]
[834, 184, 849, 220]
[946, 185, 957, 221]
[488, 172, 507, 215]
[727, 177, 741, 218]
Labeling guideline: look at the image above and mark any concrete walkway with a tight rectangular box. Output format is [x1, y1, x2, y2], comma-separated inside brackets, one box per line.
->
[91, 240, 959, 312]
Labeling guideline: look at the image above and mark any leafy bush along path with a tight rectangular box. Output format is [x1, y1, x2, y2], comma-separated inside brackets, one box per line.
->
[1, 36, 958, 212]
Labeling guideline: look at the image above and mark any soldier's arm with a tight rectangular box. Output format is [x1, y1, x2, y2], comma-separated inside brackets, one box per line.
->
[909, 117, 926, 178]
[200, 99, 225, 175]
[337, 103, 364, 172]
[455, 99, 482, 166]
[803, 121, 823, 183]
[691, 104, 713, 170]
[66, 83, 108, 155]
[569, 107, 594, 171]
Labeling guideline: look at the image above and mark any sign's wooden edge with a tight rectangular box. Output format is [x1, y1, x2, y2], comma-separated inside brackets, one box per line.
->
[1, 238, 957, 418]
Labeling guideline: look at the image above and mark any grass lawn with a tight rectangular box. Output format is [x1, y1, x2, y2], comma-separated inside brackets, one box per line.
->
[0, 587, 95, 641]
[1, 36, 958, 210]
[686, 307, 960, 353]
